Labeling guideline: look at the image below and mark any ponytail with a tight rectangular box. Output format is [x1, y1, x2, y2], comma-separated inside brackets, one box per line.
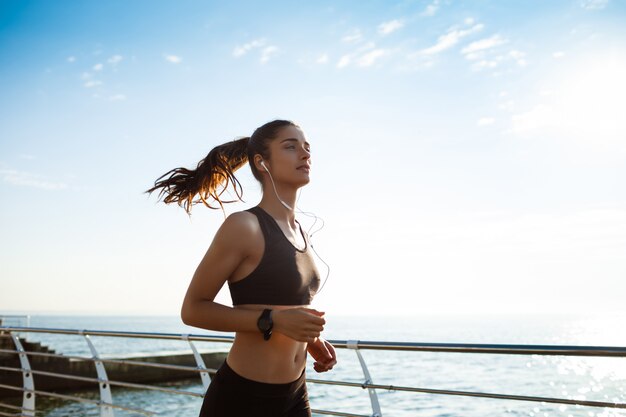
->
[145, 137, 249, 214]
[146, 119, 299, 215]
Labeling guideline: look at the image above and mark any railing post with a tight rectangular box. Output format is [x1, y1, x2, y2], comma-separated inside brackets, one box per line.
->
[80, 331, 114, 417]
[347, 340, 382, 417]
[182, 334, 211, 391]
[10, 332, 35, 417]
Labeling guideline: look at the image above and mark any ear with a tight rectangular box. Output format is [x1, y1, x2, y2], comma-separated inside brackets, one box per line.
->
[253, 154, 265, 172]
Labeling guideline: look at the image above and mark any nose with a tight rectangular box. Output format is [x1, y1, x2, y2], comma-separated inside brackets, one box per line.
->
[301, 147, 311, 160]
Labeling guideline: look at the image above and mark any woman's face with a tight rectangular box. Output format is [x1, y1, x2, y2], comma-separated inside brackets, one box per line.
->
[264, 125, 312, 187]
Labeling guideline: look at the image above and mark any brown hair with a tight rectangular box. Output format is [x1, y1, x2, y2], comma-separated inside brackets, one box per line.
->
[145, 119, 299, 214]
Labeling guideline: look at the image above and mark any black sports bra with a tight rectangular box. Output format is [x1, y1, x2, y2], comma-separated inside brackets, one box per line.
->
[228, 206, 321, 306]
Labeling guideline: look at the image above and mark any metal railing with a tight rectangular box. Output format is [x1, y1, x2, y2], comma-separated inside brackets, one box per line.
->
[0, 325, 625, 417]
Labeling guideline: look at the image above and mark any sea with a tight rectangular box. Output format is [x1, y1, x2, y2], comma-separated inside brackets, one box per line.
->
[1, 313, 625, 417]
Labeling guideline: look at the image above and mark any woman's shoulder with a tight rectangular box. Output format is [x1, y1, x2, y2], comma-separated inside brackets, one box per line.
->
[212, 209, 261, 252]
[218, 209, 260, 235]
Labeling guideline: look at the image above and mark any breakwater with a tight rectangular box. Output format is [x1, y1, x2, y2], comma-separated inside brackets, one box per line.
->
[0, 331, 226, 399]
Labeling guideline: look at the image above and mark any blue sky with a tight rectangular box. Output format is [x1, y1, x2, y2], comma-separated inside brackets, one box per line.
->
[1, 0, 625, 317]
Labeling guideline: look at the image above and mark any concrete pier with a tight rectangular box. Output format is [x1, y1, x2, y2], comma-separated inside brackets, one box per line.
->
[0, 332, 227, 399]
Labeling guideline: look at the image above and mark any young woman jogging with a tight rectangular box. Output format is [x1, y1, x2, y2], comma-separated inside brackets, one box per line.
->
[147, 119, 337, 416]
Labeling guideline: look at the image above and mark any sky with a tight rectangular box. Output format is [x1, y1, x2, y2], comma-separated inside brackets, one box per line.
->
[1, 0, 625, 318]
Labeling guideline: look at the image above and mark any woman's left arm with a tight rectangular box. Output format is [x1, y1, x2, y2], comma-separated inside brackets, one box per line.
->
[307, 337, 337, 372]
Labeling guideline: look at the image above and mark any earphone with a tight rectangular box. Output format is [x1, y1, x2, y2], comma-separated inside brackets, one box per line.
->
[257, 158, 330, 295]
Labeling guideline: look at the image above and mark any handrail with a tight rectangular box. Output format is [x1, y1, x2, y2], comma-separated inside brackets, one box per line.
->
[3, 326, 625, 356]
[1, 326, 234, 343]
[0, 399, 37, 417]
[305, 377, 625, 409]
[0, 366, 205, 397]
[0, 348, 207, 372]
[333, 340, 626, 356]
[0, 384, 154, 416]
[1, 325, 625, 417]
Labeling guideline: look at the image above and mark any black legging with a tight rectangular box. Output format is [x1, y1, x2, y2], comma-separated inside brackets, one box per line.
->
[199, 359, 312, 417]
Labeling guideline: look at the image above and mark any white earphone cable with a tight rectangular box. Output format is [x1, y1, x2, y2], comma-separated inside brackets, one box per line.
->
[263, 161, 330, 295]
[294, 201, 330, 295]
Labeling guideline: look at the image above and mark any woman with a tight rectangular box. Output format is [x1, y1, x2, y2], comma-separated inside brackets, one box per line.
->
[146, 119, 337, 417]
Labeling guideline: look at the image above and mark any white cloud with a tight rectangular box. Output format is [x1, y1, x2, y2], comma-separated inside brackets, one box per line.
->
[461, 34, 508, 59]
[336, 42, 378, 69]
[477, 117, 495, 126]
[233, 38, 266, 57]
[356, 49, 386, 67]
[317, 53, 329, 64]
[164, 54, 182, 64]
[378, 19, 404, 36]
[472, 59, 499, 70]
[92, 63, 103, 71]
[83, 80, 102, 88]
[1, 169, 68, 190]
[337, 55, 351, 68]
[553, 51, 566, 59]
[107, 55, 123, 65]
[509, 49, 527, 66]
[580, 0, 609, 9]
[342, 29, 362, 43]
[67, 56, 76, 63]
[397, 17, 486, 71]
[260, 46, 279, 64]
[421, 0, 440, 17]
[109, 94, 127, 101]
[460, 33, 525, 72]
[420, 23, 484, 55]
[228, 39, 280, 63]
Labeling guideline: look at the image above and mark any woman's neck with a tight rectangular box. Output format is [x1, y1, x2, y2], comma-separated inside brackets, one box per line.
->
[258, 186, 298, 226]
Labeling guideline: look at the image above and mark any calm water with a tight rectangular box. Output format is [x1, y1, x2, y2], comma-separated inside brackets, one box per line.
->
[2, 313, 626, 417]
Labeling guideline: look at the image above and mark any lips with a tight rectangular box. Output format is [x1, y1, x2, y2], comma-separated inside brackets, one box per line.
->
[297, 165, 310, 173]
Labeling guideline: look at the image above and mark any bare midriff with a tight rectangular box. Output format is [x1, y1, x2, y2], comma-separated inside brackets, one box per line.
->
[227, 304, 310, 384]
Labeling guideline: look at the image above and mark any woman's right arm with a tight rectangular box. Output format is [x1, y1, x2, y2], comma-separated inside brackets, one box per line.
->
[180, 212, 326, 341]
[180, 211, 262, 332]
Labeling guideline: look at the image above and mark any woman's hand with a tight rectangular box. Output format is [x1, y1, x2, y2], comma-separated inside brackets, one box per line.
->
[307, 337, 337, 372]
[272, 308, 325, 343]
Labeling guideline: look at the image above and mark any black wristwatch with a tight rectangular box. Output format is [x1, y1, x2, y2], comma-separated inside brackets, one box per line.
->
[257, 309, 273, 341]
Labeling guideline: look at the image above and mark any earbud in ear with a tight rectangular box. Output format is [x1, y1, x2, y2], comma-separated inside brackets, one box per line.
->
[259, 160, 269, 172]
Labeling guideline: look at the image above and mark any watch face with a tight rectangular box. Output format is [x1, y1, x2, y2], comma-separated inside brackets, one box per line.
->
[259, 317, 270, 331]
[258, 310, 272, 332]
